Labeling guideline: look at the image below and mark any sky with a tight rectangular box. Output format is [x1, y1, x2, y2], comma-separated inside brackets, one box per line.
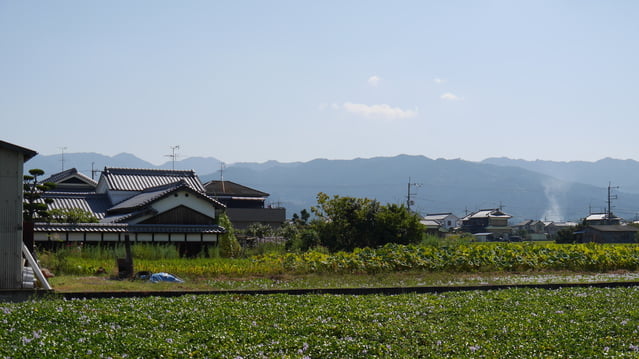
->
[2, 1, 639, 165]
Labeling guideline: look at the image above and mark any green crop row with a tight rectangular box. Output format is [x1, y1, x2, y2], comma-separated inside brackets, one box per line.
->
[41, 242, 639, 277]
[2, 287, 639, 357]
[255, 242, 639, 274]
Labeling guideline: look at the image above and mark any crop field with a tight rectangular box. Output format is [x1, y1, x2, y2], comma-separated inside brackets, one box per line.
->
[42, 242, 639, 279]
[3, 287, 639, 358]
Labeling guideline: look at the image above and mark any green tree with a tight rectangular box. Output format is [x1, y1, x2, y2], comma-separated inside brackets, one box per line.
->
[48, 208, 99, 224]
[245, 222, 274, 239]
[310, 192, 424, 252]
[217, 212, 242, 258]
[23, 168, 56, 221]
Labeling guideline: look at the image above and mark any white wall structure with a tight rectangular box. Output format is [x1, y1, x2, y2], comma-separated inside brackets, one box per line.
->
[0, 141, 36, 289]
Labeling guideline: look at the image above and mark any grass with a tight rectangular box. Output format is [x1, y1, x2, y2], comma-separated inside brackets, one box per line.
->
[48, 269, 639, 292]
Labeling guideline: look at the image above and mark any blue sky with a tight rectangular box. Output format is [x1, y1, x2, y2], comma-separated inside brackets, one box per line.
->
[2, 1, 639, 165]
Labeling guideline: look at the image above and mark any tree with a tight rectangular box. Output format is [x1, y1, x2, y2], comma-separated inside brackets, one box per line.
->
[48, 208, 99, 224]
[310, 192, 424, 252]
[23, 168, 56, 221]
[217, 212, 242, 258]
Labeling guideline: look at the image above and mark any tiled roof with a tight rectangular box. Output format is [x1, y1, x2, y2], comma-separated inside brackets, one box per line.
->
[42, 168, 96, 185]
[42, 192, 111, 219]
[34, 222, 225, 234]
[102, 167, 205, 192]
[463, 209, 512, 220]
[107, 180, 224, 214]
[204, 180, 269, 197]
[423, 213, 455, 221]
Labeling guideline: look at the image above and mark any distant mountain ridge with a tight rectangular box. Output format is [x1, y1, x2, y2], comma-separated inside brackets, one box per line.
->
[482, 157, 639, 194]
[26, 152, 639, 222]
[26, 152, 223, 180]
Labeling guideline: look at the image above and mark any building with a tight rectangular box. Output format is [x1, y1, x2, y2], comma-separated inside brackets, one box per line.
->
[203, 180, 285, 230]
[0, 140, 37, 289]
[35, 168, 226, 253]
[580, 225, 639, 243]
[422, 213, 459, 231]
[545, 221, 578, 239]
[512, 219, 547, 240]
[460, 209, 512, 239]
[584, 213, 622, 226]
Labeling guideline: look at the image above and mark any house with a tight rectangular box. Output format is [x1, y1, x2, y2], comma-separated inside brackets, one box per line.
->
[41, 167, 97, 192]
[35, 168, 226, 254]
[422, 213, 459, 231]
[580, 225, 639, 243]
[584, 213, 622, 225]
[0, 140, 36, 289]
[545, 221, 578, 239]
[420, 219, 444, 236]
[203, 180, 285, 230]
[512, 219, 547, 241]
[460, 209, 512, 239]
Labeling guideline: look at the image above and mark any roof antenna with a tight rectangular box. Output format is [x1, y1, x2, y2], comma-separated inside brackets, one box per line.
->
[220, 162, 226, 192]
[58, 146, 68, 171]
[165, 145, 180, 170]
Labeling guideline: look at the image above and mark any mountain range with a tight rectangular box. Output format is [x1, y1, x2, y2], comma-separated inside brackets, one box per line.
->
[25, 152, 639, 223]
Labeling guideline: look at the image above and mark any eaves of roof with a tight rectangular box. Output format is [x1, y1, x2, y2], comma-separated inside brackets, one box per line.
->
[34, 222, 226, 234]
[0, 140, 37, 161]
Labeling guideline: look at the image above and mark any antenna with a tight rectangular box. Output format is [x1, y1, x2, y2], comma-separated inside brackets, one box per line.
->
[220, 162, 226, 193]
[58, 147, 68, 170]
[607, 182, 619, 223]
[165, 145, 180, 170]
[406, 177, 422, 212]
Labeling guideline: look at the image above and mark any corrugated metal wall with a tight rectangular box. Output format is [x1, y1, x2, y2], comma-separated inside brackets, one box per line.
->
[0, 148, 24, 289]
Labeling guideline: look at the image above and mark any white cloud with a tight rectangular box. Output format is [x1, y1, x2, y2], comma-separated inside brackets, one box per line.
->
[341, 102, 417, 120]
[433, 77, 446, 84]
[440, 92, 462, 101]
[367, 75, 381, 87]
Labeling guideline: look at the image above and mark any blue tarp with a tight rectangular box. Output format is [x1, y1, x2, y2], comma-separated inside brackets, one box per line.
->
[148, 272, 185, 283]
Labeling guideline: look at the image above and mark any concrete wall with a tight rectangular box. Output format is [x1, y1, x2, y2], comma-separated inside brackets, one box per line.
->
[0, 148, 25, 289]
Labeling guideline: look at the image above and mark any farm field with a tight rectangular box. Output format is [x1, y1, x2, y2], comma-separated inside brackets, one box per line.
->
[3, 287, 639, 358]
[49, 270, 639, 292]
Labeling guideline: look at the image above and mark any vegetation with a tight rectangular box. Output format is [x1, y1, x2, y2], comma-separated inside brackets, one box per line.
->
[37, 241, 639, 278]
[22, 168, 55, 221]
[217, 212, 241, 258]
[48, 208, 99, 223]
[3, 287, 639, 357]
[309, 192, 424, 252]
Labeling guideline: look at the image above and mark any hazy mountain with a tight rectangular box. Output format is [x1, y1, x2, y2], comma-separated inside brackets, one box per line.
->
[27, 153, 222, 180]
[157, 156, 223, 174]
[201, 155, 639, 222]
[29, 152, 639, 222]
[482, 157, 639, 194]
[26, 152, 155, 180]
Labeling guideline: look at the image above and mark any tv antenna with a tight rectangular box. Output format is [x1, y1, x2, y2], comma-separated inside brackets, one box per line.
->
[219, 162, 226, 192]
[165, 145, 180, 170]
[407, 177, 422, 212]
[607, 182, 619, 223]
[58, 146, 68, 170]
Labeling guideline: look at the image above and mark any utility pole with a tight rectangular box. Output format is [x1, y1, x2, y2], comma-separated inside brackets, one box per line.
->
[165, 145, 180, 170]
[607, 182, 619, 224]
[406, 177, 422, 212]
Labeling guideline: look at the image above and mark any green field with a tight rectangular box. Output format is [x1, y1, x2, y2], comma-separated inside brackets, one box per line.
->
[3, 287, 639, 357]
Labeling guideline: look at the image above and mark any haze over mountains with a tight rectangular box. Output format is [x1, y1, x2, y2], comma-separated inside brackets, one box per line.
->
[27, 152, 639, 223]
